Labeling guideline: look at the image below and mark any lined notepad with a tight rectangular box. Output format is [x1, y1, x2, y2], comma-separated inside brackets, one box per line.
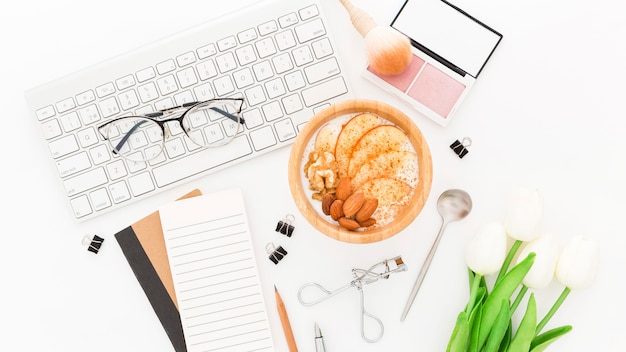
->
[160, 188, 275, 352]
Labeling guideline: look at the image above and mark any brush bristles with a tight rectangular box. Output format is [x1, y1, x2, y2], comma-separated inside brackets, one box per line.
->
[365, 26, 412, 76]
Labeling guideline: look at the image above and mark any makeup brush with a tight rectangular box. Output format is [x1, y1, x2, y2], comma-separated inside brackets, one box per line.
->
[338, 0, 412, 75]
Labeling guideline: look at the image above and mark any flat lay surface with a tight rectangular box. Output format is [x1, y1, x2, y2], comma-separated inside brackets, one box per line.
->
[2, 0, 625, 351]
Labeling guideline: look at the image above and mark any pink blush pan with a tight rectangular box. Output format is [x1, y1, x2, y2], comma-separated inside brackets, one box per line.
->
[408, 64, 466, 118]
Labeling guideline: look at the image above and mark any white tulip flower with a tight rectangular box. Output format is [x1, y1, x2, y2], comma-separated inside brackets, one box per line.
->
[465, 222, 508, 276]
[516, 233, 559, 289]
[504, 188, 544, 242]
[555, 235, 599, 290]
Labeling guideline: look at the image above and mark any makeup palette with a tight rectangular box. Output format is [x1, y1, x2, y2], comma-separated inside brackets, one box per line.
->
[362, 0, 503, 126]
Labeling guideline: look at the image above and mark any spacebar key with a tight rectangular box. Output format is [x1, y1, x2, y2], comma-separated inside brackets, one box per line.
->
[153, 135, 252, 187]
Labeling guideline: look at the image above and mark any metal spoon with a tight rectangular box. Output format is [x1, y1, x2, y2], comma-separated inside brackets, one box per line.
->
[400, 189, 472, 322]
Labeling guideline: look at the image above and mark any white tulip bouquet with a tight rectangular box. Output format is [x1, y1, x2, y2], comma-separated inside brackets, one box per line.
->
[446, 188, 599, 352]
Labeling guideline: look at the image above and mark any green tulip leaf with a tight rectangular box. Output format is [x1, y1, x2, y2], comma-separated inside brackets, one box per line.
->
[497, 320, 512, 352]
[468, 305, 483, 352]
[446, 311, 470, 352]
[508, 293, 537, 352]
[529, 325, 573, 352]
[483, 299, 511, 352]
[476, 252, 535, 350]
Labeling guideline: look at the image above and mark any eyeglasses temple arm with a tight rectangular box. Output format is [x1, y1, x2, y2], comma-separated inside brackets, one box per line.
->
[210, 107, 245, 124]
[112, 120, 148, 154]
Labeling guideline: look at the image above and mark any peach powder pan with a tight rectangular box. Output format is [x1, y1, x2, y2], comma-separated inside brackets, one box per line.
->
[362, 0, 503, 127]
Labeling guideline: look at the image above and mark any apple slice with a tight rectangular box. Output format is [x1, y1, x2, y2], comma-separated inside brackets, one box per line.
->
[347, 125, 410, 178]
[314, 123, 339, 155]
[334, 113, 385, 179]
[351, 150, 418, 190]
[355, 177, 414, 225]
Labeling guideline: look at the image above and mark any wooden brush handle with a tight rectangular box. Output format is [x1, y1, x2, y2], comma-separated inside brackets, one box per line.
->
[338, 0, 377, 37]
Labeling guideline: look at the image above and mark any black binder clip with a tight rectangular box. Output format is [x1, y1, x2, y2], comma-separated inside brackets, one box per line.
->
[82, 234, 104, 254]
[450, 137, 472, 159]
[275, 214, 295, 237]
[266, 243, 288, 265]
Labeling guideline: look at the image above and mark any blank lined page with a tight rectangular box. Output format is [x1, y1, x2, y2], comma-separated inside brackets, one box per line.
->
[159, 188, 274, 352]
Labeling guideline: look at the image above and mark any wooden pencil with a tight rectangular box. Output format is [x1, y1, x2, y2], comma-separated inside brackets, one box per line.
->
[274, 285, 298, 352]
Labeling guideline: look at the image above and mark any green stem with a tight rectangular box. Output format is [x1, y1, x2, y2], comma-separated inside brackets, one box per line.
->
[495, 240, 523, 284]
[510, 285, 528, 314]
[465, 273, 483, 315]
[535, 287, 571, 335]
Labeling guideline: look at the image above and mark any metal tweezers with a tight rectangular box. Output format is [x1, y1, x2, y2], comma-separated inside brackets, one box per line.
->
[297, 256, 407, 343]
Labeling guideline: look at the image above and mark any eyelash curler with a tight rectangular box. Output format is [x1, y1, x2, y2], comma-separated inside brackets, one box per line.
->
[297, 255, 407, 343]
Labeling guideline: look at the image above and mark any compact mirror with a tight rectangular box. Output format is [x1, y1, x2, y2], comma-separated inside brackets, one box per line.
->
[392, 0, 502, 77]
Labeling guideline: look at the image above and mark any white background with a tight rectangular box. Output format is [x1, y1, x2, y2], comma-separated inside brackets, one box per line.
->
[1, 0, 625, 351]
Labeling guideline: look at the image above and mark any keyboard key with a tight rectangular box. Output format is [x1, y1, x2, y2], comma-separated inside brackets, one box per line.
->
[235, 45, 257, 66]
[156, 75, 179, 95]
[265, 78, 286, 99]
[77, 104, 101, 125]
[71, 195, 92, 218]
[49, 135, 79, 159]
[107, 160, 128, 181]
[216, 52, 237, 73]
[36, 105, 56, 121]
[128, 172, 155, 196]
[217, 36, 237, 51]
[285, 71, 306, 91]
[275, 30, 297, 51]
[90, 188, 112, 211]
[262, 101, 284, 121]
[258, 20, 278, 36]
[76, 90, 96, 106]
[136, 67, 156, 82]
[89, 144, 111, 165]
[255, 37, 277, 59]
[119, 90, 140, 111]
[153, 135, 252, 187]
[301, 76, 348, 107]
[292, 46, 314, 66]
[214, 76, 235, 96]
[99, 96, 121, 117]
[116, 75, 136, 90]
[63, 167, 108, 196]
[243, 109, 264, 129]
[233, 67, 255, 89]
[274, 118, 296, 142]
[96, 82, 115, 98]
[156, 59, 176, 74]
[197, 43, 217, 59]
[295, 17, 326, 43]
[245, 85, 267, 106]
[176, 51, 196, 67]
[272, 53, 294, 73]
[57, 152, 91, 178]
[138, 82, 159, 103]
[237, 28, 258, 43]
[41, 119, 62, 140]
[312, 37, 333, 58]
[252, 60, 274, 81]
[60, 112, 81, 132]
[56, 97, 76, 113]
[278, 12, 298, 28]
[176, 67, 198, 88]
[76, 127, 99, 148]
[250, 126, 277, 151]
[299, 4, 319, 20]
[304, 57, 340, 84]
[196, 60, 218, 80]
[281, 94, 303, 114]
[109, 181, 131, 204]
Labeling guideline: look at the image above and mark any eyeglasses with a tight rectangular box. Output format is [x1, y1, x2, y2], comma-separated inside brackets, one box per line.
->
[97, 98, 245, 162]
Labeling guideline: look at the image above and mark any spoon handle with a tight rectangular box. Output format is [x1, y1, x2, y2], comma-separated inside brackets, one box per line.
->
[400, 221, 448, 322]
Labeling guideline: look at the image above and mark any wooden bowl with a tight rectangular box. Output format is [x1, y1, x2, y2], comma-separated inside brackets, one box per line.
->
[288, 99, 433, 243]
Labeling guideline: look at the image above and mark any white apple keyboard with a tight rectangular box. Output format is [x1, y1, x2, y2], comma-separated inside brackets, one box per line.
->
[24, 0, 351, 221]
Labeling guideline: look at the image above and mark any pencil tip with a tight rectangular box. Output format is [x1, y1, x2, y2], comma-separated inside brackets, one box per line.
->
[274, 284, 277, 291]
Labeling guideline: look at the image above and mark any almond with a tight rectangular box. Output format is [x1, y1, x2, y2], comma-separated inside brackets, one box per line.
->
[358, 218, 376, 228]
[343, 191, 364, 217]
[355, 198, 378, 223]
[330, 199, 344, 221]
[335, 177, 352, 201]
[338, 217, 361, 231]
[321, 193, 335, 215]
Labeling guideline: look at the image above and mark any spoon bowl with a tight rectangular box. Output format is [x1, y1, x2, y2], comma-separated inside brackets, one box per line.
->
[400, 189, 472, 321]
